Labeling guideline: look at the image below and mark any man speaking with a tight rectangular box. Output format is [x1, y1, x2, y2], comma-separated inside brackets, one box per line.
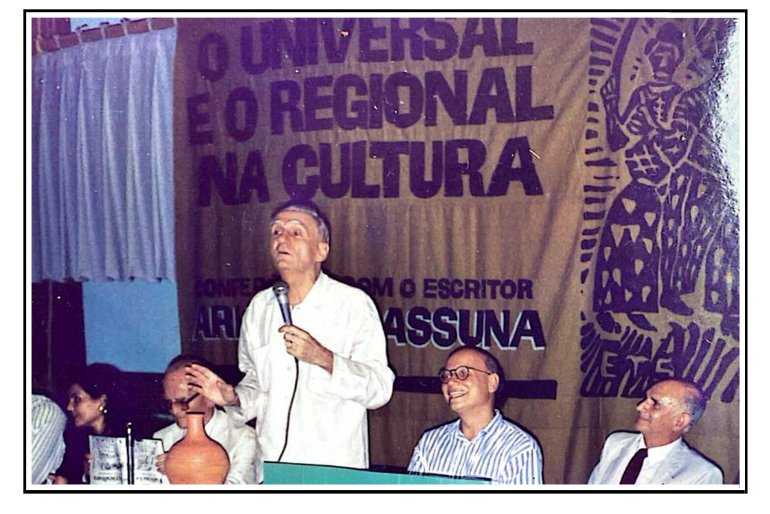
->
[187, 200, 395, 469]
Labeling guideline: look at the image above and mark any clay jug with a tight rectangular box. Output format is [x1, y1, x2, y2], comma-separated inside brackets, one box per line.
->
[164, 412, 230, 484]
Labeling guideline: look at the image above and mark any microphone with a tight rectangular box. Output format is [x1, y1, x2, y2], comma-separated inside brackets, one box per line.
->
[272, 281, 292, 325]
[272, 280, 298, 461]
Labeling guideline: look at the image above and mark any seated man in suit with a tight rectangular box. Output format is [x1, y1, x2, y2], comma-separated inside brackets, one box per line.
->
[407, 346, 543, 485]
[154, 354, 262, 484]
[588, 378, 723, 485]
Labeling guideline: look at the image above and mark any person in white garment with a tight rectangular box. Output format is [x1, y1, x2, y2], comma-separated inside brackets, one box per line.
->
[30, 394, 67, 484]
[588, 378, 723, 485]
[186, 200, 395, 469]
[154, 354, 261, 484]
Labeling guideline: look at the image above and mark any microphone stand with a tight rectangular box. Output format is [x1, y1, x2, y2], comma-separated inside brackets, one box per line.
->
[126, 422, 134, 485]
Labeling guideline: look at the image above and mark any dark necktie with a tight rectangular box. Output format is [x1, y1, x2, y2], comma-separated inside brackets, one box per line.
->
[619, 448, 648, 484]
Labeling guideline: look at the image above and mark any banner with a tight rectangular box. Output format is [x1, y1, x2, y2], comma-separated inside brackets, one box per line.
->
[173, 17, 741, 484]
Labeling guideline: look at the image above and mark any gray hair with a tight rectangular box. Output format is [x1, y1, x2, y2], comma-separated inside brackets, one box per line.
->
[270, 200, 330, 244]
[678, 380, 707, 429]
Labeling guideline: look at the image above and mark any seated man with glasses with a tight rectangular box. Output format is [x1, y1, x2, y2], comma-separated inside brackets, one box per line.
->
[153, 354, 262, 484]
[407, 346, 543, 485]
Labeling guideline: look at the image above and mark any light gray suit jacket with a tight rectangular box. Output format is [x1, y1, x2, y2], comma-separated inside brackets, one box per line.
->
[587, 431, 723, 485]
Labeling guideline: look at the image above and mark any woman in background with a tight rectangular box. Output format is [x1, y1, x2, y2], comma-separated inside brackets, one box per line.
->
[51, 363, 129, 484]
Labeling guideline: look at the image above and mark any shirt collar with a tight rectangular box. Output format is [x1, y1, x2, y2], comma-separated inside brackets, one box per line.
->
[292, 271, 326, 310]
[452, 410, 502, 441]
[643, 436, 682, 464]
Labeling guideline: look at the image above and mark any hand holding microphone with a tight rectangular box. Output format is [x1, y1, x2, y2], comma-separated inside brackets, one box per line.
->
[273, 281, 334, 373]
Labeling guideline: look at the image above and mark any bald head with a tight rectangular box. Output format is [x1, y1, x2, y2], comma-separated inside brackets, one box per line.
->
[635, 378, 707, 447]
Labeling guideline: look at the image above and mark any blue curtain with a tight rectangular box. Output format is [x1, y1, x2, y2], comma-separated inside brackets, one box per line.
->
[31, 26, 176, 281]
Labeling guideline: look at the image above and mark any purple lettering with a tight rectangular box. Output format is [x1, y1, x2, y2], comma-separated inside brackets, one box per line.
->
[186, 93, 213, 146]
[237, 150, 270, 204]
[468, 67, 514, 124]
[224, 87, 258, 142]
[319, 143, 349, 198]
[197, 32, 228, 82]
[389, 18, 425, 61]
[240, 24, 270, 75]
[425, 70, 468, 126]
[459, 19, 501, 58]
[370, 142, 410, 198]
[319, 18, 356, 63]
[433, 307, 457, 348]
[409, 141, 442, 199]
[271, 19, 309, 68]
[270, 80, 303, 134]
[359, 19, 389, 62]
[444, 139, 486, 197]
[304, 75, 334, 131]
[368, 73, 384, 129]
[406, 307, 432, 347]
[198, 153, 238, 206]
[488, 137, 544, 196]
[282, 144, 320, 198]
[424, 19, 459, 61]
[500, 19, 534, 55]
[384, 72, 423, 128]
[514, 65, 554, 121]
[334, 74, 369, 130]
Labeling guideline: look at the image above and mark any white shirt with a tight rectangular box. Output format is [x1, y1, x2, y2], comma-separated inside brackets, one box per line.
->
[229, 272, 395, 469]
[30, 395, 67, 484]
[588, 431, 723, 485]
[597, 435, 679, 485]
[635, 437, 679, 484]
[154, 408, 262, 484]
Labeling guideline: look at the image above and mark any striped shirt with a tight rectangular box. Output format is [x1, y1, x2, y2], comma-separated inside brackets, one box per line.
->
[30, 395, 67, 484]
[408, 411, 543, 485]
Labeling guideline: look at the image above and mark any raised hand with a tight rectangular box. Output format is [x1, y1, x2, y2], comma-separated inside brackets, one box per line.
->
[185, 364, 239, 407]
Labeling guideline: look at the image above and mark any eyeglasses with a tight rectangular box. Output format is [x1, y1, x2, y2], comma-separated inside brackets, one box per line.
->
[438, 366, 493, 384]
[167, 392, 200, 411]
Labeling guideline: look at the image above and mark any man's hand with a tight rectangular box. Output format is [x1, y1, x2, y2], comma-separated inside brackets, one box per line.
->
[185, 364, 239, 407]
[279, 324, 334, 374]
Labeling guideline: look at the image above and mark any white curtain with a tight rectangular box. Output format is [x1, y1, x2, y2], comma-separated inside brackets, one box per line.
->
[31, 26, 176, 281]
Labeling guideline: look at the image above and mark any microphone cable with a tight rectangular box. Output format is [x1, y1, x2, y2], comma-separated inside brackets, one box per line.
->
[272, 281, 298, 463]
[277, 356, 299, 462]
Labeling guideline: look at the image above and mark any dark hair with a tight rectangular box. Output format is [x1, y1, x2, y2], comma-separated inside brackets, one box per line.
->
[270, 199, 331, 244]
[71, 363, 128, 433]
[74, 363, 122, 402]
